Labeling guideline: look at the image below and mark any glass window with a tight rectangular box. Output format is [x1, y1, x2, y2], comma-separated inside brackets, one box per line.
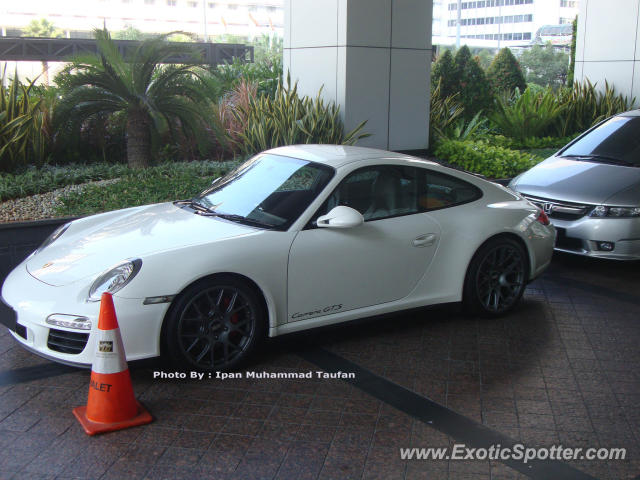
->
[196, 154, 334, 230]
[419, 171, 482, 211]
[311, 165, 481, 225]
[561, 116, 640, 166]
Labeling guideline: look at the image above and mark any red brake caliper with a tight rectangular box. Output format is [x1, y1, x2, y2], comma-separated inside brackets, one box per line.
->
[223, 296, 239, 332]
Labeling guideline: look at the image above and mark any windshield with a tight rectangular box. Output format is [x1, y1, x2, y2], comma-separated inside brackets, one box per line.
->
[561, 116, 640, 166]
[195, 154, 334, 230]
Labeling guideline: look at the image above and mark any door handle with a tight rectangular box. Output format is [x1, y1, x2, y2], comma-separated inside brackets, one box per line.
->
[412, 233, 437, 247]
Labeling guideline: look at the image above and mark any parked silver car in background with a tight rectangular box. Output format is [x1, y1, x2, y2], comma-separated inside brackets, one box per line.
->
[509, 110, 640, 260]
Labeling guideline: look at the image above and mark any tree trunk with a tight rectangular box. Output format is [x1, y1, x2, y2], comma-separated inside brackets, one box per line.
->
[41, 61, 49, 86]
[126, 111, 151, 169]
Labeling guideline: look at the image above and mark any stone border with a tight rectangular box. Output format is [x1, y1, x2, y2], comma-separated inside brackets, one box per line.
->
[0, 217, 79, 285]
[0, 216, 79, 230]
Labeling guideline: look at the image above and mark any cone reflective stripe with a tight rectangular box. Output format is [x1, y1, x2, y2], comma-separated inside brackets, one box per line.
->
[73, 292, 152, 435]
[92, 327, 128, 375]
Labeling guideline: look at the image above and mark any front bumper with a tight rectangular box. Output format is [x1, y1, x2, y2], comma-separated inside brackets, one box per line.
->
[551, 216, 640, 260]
[1, 263, 170, 367]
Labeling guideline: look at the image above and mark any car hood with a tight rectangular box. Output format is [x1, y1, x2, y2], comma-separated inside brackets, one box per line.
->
[26, 202, 257, 286]
[512, 156, 640, 206]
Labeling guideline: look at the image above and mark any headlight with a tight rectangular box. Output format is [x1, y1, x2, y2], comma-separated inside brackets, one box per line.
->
[589, 206, 640, 218]
[37, 223, 70, 253]
[88, 259, 142, 302]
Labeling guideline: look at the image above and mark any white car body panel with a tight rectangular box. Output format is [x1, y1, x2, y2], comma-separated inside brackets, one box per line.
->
[1, 145, 555, 367]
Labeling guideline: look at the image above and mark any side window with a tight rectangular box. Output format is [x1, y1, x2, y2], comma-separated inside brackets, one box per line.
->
[418, 170, 482, 211]
[310, 165, 422, 224]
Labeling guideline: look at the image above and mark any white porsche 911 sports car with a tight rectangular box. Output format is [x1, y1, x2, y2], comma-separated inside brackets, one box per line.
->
[0, 145, 555, 371]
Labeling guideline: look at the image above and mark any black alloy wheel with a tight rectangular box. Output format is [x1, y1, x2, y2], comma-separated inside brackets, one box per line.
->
[463, 237, 528, 316]
[165, 276, 265, 371]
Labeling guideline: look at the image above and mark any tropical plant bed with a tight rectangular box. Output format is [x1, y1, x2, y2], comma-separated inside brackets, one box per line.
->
[0, 160, 239, 223]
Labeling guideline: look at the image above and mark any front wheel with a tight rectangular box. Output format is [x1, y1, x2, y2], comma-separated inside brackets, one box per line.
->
[165, 276, 265, 371]
[463, 237, 529, 317]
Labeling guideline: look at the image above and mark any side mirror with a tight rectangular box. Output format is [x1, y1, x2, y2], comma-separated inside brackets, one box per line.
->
[210, 177, 221, 186]
[317, 206, 364, 229]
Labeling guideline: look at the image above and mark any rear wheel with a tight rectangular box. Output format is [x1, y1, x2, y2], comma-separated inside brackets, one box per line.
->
[463, 237, 528, 317]
[165, 276, 265, 371]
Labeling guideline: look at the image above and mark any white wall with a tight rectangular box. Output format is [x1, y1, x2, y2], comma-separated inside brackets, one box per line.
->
[284, 0, 432, 151]
[575, 0, 640, 104]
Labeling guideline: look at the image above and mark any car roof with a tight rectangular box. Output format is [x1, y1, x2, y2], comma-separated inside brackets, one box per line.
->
[618, 109, 640, 117]
[265, 144, 437, 168]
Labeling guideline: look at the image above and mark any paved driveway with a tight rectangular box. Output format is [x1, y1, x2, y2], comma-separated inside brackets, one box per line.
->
[0, 252, 638, 480]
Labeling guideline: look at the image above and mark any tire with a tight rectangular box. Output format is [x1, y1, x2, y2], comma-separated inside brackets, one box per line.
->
[463, 237, 529, 317]
[165, 276, 266, 371]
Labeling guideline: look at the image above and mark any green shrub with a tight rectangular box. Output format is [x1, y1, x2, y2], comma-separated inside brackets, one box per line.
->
[454, 46, 493, 119]
[446, 111, 489, 141]
[554, 80, 635, 136]
[431, 50, 458, 99]
[487, 134, 577, 150]
[235, 74, 369, 155]
[55, 161, 238, 217]
[207, 56, 283, 99]
[0, 160, 239, 202]
[429, 78, 464, 142]
[486, 48, 526, 95]
[0, 69, 52, 172]
[490, 87, 565, 141]
[434, 139, 543, 178]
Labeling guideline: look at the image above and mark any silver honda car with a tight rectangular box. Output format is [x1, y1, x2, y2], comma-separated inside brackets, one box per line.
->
[509, 110, 640, 260]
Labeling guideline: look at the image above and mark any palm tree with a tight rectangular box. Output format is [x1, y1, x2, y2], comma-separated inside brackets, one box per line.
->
[55, 29, 210, 168]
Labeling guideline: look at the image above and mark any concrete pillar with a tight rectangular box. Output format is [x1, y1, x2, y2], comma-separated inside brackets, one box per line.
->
[575, 0, 640, 104]
[284, 0, 432, 152]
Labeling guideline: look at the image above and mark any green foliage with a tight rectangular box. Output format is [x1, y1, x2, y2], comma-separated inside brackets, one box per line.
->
[429, 78, 464, 142]
[0, 163, 128, 201]
[22, 18, 63, 38]
[55, 161, 239, 217]
[0, 69, 52, 172]
[55, 28, 212, 169]
[454, 46, 493, 119]
[474, 49, 495, 70]
[211, 33, 283, 65]
[434, 139, 543, 178]
[519, 43, 569, 88]
[251, 34, 283, 65]
[112, 25, 147, 40]
[553, 80, 635, 136]
[489, 87, 565, 141]
[487, 134, 577, 150]
[446, 111, 489, 141]
[431, 50, 458, 99]
[486, 48, 526, 95]
[567, 17, 577, 85]
[235, 74, 369, 155]
[207, 55, 282, 99]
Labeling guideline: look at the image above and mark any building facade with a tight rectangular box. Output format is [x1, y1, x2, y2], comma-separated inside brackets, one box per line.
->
[437, 0, 579, 48]
[1, 0, 283, 40]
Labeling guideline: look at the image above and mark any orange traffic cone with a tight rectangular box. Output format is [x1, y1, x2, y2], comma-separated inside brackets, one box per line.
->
[73, 292, 153, 435]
